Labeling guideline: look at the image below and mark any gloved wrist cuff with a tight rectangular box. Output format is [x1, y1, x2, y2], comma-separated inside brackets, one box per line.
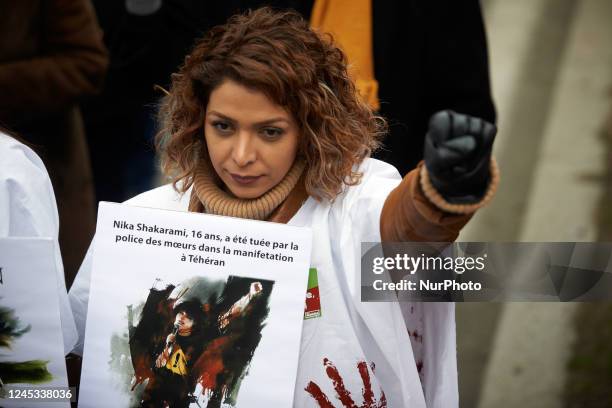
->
[420, 157, 500, 214]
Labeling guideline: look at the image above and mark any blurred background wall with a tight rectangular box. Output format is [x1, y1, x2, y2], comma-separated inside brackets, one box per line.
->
[457, 0, 612, 407]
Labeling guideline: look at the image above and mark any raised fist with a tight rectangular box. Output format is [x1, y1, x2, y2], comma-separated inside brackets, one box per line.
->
[250, 282, 263, 297]
[424, 110, 496, 203]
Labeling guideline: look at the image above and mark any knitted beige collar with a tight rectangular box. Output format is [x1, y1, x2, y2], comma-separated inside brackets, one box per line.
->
[188, 159, 306, 220]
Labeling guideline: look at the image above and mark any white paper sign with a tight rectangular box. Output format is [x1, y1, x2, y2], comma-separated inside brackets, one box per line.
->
[0, 238, 70, 408]
[79, 202, 312, 407]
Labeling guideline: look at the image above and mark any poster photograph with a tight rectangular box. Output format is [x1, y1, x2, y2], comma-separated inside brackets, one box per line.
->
[79, 202, 312, 407]
[0, 238, 70, 408]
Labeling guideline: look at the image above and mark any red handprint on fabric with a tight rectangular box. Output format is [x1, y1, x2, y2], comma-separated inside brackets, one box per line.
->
[305, 358, 387, 408]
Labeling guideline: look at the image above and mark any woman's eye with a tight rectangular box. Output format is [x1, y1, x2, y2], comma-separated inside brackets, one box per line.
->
[212, 121, 232, 133]
[261, 127, 283, 139]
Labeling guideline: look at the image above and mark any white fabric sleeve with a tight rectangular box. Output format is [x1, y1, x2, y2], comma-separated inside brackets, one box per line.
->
[0, 133, 78, 355]
[349, 159, 459, 408]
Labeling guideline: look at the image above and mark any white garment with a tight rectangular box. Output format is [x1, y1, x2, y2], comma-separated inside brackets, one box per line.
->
[69, 158, 458, 407]
[0, 132, 78, 354]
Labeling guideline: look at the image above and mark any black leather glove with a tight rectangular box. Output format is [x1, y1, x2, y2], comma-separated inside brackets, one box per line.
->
[424, 110, 497, 204]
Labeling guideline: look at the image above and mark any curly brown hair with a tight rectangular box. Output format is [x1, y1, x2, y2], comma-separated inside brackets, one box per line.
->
[156, 7, 386, 201]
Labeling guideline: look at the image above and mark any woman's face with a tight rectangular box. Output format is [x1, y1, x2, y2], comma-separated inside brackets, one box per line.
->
[174, 311, 194, 333]
[204, 79, 300, 199]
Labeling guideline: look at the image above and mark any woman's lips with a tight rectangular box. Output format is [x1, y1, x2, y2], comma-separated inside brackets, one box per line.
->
[230, 173, 262, 185]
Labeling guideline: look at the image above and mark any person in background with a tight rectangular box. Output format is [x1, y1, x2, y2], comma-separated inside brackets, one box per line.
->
[311, 0, 497, 175]
[0, 129, 78, 356]
[0, 0, 109, 288]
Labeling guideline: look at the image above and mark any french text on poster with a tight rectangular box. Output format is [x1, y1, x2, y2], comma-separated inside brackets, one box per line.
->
[79, 202, 312, 407]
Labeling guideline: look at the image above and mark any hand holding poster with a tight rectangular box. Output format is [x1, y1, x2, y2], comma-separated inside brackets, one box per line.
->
[0, 238, 70, 408]
[79, 202, 312, 407]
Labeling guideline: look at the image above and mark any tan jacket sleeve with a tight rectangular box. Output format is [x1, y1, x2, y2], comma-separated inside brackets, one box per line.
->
[380, 160, 499, 242]
[0, 0, 109, 117]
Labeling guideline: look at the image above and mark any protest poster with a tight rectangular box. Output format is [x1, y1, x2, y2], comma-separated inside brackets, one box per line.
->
[0, 238, 70, 408]
[79, 202, 312, 407]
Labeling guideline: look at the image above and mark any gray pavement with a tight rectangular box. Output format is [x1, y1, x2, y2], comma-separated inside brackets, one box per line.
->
[455, 0, 612, 406]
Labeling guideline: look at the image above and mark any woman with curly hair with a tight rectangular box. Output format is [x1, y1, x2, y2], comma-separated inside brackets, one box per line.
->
[70, 7, 498, 407]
